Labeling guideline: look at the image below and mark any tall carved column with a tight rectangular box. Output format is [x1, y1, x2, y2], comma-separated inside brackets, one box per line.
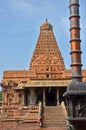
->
[64, 1, 86, 130]
[69, 0, 82, 82]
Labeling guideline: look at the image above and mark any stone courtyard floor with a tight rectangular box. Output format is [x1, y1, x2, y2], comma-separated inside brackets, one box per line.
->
[0, 122, 66, 130]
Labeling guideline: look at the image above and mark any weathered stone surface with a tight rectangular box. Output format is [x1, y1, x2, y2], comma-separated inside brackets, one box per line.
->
[0, 121, 65, 130]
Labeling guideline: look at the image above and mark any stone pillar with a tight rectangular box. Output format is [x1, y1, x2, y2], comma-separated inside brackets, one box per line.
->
[57, 88, 59, 105]
[15, 90, 19, 104]
[18, 90, 24, 106]
[3, 90, 6, 104]
[22, 90, 25, 106]
[30, 88, 36, 105]
[2, 89, 7, 108]
[13, 89, 19, 108]
[43, 88, 45, 106]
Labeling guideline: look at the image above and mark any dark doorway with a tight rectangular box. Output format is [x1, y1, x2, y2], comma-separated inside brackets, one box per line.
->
[24, 88, 30, 106]
[35, 88, 43, 105]
[45, 87, 57, 106]
[59, 87, 66, 104]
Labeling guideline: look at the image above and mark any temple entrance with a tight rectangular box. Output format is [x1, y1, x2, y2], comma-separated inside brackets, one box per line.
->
[45, 87, 57, 106]
[35, 88, 43, 105]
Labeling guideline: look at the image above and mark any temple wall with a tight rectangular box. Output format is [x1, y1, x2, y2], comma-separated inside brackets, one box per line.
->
[2, 69, 86, 82]
[2, 70, 36, 82]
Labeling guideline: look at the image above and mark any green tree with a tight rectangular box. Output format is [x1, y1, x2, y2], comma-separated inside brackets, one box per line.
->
[0, 91, 2, 101]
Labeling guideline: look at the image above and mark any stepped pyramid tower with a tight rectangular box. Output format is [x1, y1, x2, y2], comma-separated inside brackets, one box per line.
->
[29, 20, 65, 80]
[0, 20, 86, 128]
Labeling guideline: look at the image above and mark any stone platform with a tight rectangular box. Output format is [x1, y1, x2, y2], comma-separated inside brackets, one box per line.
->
[0, 122, 66, 130]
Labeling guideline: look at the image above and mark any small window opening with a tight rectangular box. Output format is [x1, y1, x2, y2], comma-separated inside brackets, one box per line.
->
[46, 73, 49, 78]
[46, 66, 49, 71]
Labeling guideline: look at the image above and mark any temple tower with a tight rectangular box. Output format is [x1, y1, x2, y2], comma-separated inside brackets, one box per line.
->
[29, 20, 65, 79]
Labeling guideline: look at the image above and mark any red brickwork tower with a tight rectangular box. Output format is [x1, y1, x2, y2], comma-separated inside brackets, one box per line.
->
[29, 20, 65, 79]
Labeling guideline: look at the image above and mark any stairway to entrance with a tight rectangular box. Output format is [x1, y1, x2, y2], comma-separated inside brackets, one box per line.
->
[43, 105, 67, 127]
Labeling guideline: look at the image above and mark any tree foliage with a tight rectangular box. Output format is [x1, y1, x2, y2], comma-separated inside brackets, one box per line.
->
[0, 91, 2, 101]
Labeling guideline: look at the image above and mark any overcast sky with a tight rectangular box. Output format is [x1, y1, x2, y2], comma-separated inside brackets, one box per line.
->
[0, 0, 86, 83]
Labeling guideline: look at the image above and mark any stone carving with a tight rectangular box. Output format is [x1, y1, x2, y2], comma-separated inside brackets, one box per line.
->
[32, 55, 62, 65]
[1, 80, 18, 87]
[6, 87, 14, 107]
[75, 102, 86, 117]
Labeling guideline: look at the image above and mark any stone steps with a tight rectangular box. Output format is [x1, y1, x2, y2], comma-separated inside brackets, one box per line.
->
[23, 119, 38, 123]
[43, 105, 66, 127]
[43, 120, 66, 125]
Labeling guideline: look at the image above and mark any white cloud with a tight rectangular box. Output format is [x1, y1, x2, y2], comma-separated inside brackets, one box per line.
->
[60, 16, 69, 38]
[8, 0, 38, 15]
[61, 17, 69, 29]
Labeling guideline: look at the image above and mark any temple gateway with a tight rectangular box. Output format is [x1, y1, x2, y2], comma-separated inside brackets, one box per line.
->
[1, 20, 86, 127]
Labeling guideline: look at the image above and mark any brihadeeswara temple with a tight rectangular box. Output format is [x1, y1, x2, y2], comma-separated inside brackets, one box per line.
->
[0, 20, 86, 128]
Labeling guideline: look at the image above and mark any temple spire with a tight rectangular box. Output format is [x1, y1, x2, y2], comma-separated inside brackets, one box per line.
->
[29, 21, 65, 74]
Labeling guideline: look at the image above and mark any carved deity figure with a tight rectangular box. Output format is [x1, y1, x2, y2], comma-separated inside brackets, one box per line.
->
[75, 102, 84, 117]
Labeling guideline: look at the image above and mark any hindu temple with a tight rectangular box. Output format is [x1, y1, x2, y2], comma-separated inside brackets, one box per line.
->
[0, 1, 86, 128]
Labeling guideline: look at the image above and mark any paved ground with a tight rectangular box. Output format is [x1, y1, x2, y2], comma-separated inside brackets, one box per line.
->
[0, 122, 66, 130]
